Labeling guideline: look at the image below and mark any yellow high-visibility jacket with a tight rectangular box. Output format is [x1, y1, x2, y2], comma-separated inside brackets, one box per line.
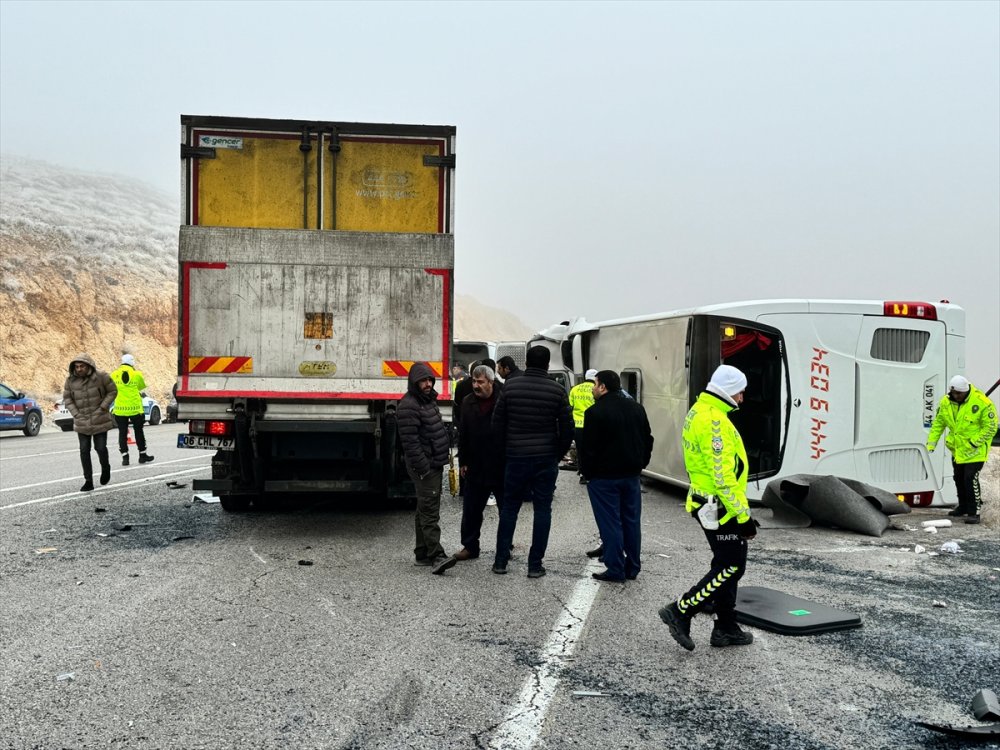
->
[110, 364, 146, 417]
[682, 391, 752, 526]
[927, 386, 998, 464]
[568, 381, 596, 428]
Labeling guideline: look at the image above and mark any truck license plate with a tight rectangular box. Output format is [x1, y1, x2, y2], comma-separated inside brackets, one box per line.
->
[177, 434, 235, 451]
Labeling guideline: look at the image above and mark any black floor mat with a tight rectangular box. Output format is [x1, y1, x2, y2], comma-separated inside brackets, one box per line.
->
[735, 586, 862, 635]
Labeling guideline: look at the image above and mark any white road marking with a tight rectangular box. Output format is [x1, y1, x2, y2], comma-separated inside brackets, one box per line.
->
[489, 562, 603, 750]
[0, 448, 78, 461]
[1, 454, 211, 492]
[0, 466, 210, 510]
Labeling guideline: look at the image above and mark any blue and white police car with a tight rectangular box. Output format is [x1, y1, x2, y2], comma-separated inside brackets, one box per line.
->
[0, 383, 44, 437]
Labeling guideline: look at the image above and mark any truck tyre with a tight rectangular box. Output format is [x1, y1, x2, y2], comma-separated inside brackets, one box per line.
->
[22, 411, 42, 437]
[219, 493, 253, 513]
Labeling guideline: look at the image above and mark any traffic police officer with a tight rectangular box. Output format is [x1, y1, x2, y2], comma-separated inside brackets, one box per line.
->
[110, 354, 154, 466]
[569, 369, 598, 484]
[659, 364, 757, 650]
[927, 375, 998, 524]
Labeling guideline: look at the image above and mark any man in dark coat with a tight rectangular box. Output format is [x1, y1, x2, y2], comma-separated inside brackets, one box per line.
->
[63, 353, 117, 492]
[496, 356, 523, 381]
[492, 346, 574, 578]
[397, 362, 455, 573]
[451, 363, 505, 563]
[582, 370, 654, 582]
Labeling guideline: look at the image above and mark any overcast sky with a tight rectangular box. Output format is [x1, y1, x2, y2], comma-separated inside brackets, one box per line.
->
[1, 0, 998, 385]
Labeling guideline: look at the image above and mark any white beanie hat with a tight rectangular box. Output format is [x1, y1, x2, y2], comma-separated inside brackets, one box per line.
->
[707, 364, 748, 400]
[122, 354, 135, 367]
[585, 369, 598, 381]
[948, 375, 970, 392]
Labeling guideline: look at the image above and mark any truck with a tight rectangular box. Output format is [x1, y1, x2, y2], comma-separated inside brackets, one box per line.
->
[532, 299, 965, 506]
[175, 115, 456, 511]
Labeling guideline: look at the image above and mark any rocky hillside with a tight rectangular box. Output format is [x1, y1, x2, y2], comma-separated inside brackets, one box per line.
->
[0, 155, 532, 410]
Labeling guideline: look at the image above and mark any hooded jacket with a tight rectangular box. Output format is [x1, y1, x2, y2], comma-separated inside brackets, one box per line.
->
[397, 362, 450, 477]
[63, 353, 117, 435]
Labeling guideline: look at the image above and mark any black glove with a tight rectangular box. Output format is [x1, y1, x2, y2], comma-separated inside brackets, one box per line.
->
[737, 519, 760, 539]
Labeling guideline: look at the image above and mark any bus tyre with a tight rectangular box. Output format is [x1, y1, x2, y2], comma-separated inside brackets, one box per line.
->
[219, 494, 253, 513]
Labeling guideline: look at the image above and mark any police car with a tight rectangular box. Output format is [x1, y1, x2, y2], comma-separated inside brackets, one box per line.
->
[0, 383, 44, 437]
[53, 392, 162, 431]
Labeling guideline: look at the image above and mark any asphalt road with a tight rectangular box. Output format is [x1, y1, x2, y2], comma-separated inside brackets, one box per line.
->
[1, 426, 998, 750]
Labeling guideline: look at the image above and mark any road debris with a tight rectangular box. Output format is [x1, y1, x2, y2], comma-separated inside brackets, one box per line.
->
[298, 560, 314, 566]
[921, 519, 952, 528]
[165, 481, 187, 489]
[571, 690, 610, 698]
[939, 541, 962, 554]
[34, 548, 58, 554]
[932, 600, 947, 608]
[913, 544, 926, 554]
[193, 493, 220, 504]
[56, 672, 75, 681]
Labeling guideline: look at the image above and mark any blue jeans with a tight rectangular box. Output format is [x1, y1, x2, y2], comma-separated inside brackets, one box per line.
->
[495, 456, 559, 570]
[587, 476, 642, 580]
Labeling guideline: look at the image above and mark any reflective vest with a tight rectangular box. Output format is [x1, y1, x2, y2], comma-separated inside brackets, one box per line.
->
[682, 391, 751, 526]
[568, 381, 596, 428]
[926, 386, 998, 464]
[110, 365, 146, 417]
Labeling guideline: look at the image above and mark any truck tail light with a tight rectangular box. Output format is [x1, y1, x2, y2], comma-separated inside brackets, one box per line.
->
[883, 301, 937, 320]
[189, 420, 233, 437]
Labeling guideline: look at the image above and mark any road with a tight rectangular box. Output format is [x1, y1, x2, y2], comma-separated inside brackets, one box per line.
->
[1, 426, 998, 750]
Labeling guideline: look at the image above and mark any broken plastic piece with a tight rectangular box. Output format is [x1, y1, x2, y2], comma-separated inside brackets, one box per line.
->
[913, 544, 926, 554]
[166, 481, 187, 489]
[193, 493, 220, 504]
[921, 519, 952, 528]
[914, 720, 1000, 740]
[572, 691, 610, 697]
[34, 547, 58, 554]
[56, 672, 75, 681]
[298, 560, 314, 566]
[972, 689, 1000, 722]
[940, 541, 962, 554]
[932, 600, 947, 608]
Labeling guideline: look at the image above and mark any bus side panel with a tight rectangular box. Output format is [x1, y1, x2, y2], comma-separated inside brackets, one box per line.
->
[587, 317, 691, 485]
[757, 313, 861, 482]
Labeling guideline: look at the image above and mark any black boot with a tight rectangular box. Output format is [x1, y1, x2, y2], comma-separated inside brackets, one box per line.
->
[80, 478, 94, 492]
[99, 463, 111, 486]
[139, 453, 155, 464]
[710, 621, 754, 647]
[121, 453, 130, 466]
[658, 602, 695, 651]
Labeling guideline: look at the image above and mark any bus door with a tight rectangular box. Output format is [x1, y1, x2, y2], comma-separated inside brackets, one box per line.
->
[853, 315, 949, 504]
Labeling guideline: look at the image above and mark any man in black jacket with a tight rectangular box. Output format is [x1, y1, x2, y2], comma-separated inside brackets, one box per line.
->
[452, 363, 505, 562]
[397, 362, 456, 574]
[492, 346, 574, 578]
[496, 356, 523, 381]
[582, 370, 654, 582]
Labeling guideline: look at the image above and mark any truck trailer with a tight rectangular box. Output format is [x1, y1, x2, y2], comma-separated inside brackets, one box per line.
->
[175, 115, 456, 510]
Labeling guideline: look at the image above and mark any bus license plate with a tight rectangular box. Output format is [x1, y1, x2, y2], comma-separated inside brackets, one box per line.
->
[177, 434, 235, 451]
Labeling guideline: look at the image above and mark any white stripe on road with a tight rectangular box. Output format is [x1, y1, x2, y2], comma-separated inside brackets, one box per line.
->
[1, 454, 211, 492]
[0, 448, 78, 461]
[0, 466, 210, 510]
[489, 562, 603, 750]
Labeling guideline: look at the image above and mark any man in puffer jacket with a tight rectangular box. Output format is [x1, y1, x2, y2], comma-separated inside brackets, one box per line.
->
[491, 345, 574, 578]
[110, 353, 155, 466]
[63, 353, 117, 492]
[397, 362, 455, 573]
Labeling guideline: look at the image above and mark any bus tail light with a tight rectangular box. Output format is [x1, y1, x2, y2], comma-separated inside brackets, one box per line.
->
[897, 490, 934, 508]
[883, 301, 937, 320]
[189, 420, 233, 437]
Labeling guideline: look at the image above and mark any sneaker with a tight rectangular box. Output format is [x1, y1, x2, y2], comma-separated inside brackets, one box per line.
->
[710, 624, 754, 647]
[492, 562, 508, 575]
[431, 555, 458, 575]
[527, 566, 546, 579]
[658, 603, 695, 651]
[947, 508, 967, 517]
[139, 454, 155, 464]
[121, 454, 130, 466]
[965, 515, 981, 525]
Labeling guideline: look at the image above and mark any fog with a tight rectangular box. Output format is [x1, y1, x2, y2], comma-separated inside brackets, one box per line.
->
[1, 0, 997, 385]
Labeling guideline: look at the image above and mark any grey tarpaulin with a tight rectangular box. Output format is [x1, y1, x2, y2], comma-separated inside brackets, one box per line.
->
[754, 474, 911, 537]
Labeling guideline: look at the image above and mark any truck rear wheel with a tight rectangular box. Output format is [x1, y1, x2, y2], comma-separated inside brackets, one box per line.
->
[219, 493, 254, 512]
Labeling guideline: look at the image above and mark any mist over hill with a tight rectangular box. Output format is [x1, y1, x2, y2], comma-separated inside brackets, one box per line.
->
[0, 154, 532, 408]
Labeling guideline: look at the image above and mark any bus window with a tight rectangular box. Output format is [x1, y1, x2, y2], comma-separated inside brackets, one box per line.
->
[620, 370, 641, 401]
